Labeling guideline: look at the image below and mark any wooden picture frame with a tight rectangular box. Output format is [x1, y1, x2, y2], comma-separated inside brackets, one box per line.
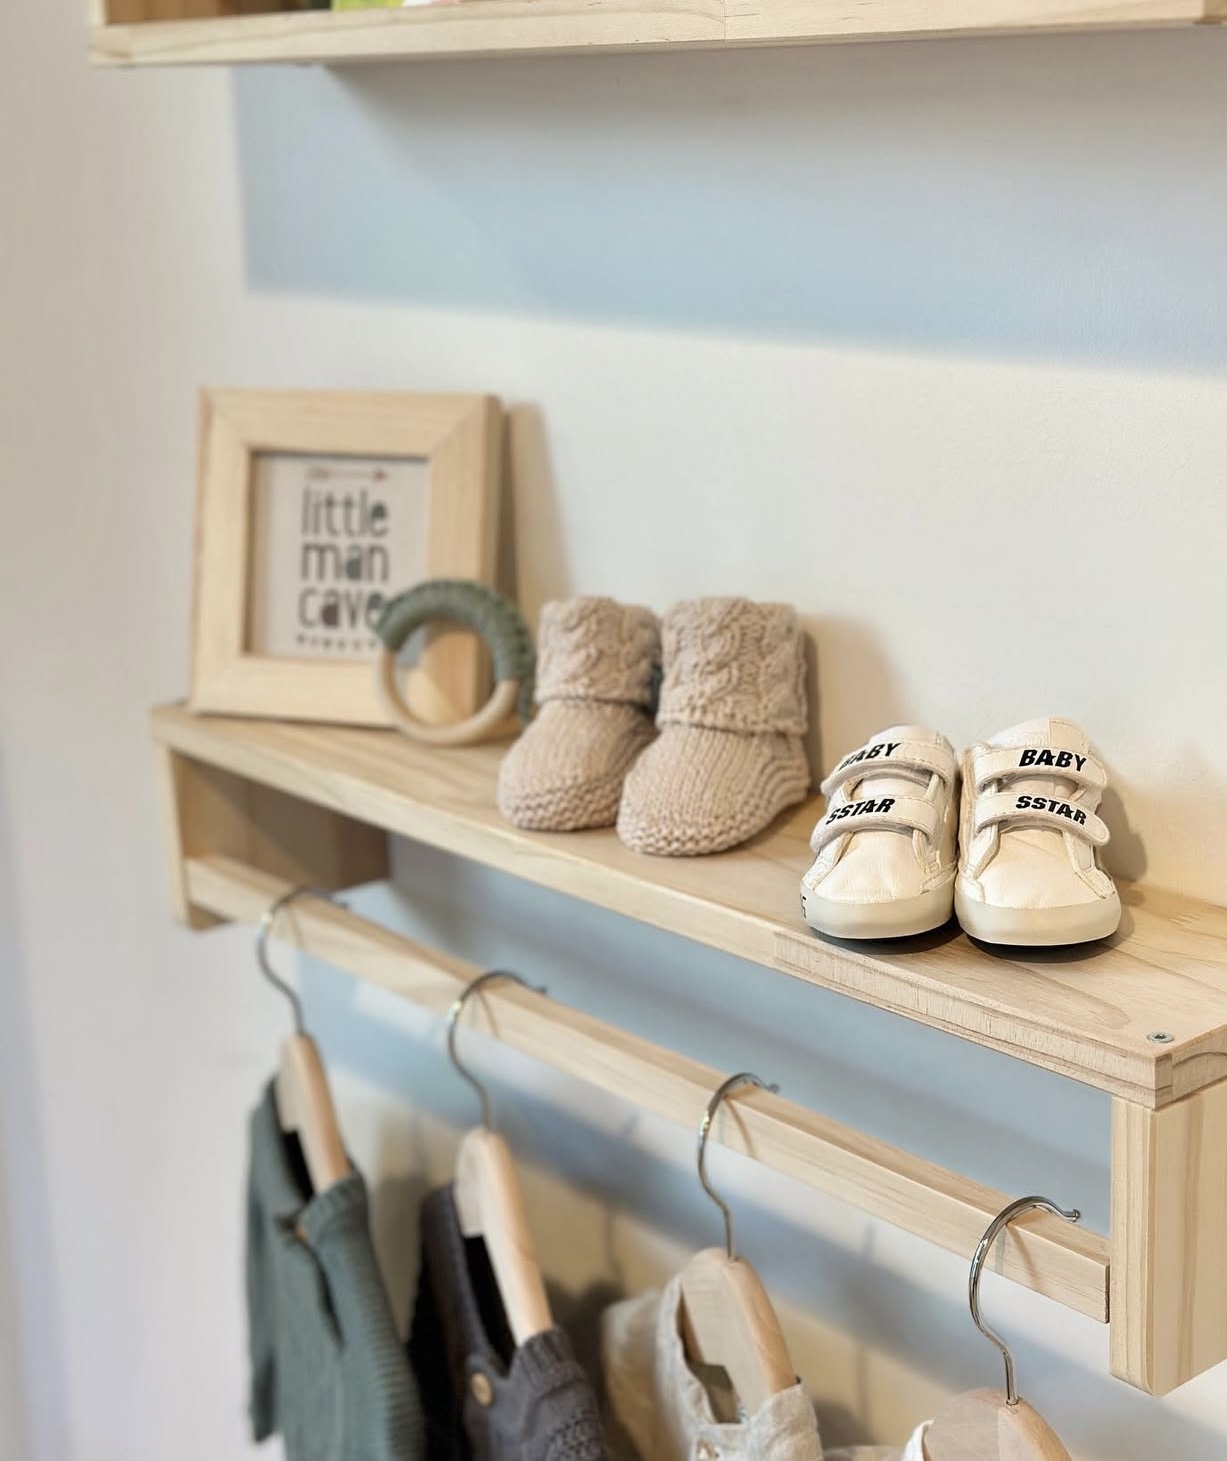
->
[189, 388, 501, 727]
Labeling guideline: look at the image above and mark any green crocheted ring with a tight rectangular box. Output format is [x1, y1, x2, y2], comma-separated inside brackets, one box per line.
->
[375, 580, 536, 724]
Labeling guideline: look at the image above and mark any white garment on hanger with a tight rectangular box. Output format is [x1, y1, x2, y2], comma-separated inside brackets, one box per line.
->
[828, 1425, 928, 1461]
[602, 1275, 929, 1461]
[602, 1276, 823, 1461]
[598, 1273, 923, 1461]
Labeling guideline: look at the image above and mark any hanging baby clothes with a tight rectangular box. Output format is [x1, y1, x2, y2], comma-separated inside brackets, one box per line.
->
[409, 1185, 609, 1461]
[603, 1279, 929, 1461]
[246, 1082, 424, 1461]
[602, 1276, 823, 1461]
[827, 1430, 928, 1461]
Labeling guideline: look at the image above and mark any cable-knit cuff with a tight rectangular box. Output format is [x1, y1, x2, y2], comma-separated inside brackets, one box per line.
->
[657, 598, 807, 735]
[534, 598, 660, 708]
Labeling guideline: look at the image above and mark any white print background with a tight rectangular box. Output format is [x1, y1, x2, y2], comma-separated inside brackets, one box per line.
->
[247, 452, 429, 660]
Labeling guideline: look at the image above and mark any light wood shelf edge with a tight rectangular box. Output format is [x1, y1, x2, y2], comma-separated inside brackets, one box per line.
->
[150, 706, 1227, 1110]
[89, 0, 1224, 67]
[184, 851, 1111, 1321]
[1110, 1085, 1227, 1393]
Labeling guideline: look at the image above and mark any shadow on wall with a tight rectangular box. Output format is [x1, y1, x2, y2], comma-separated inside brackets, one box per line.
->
[0, 759, 68, 1461]
[501, 403, 571, 621]
[233, 29, 1227, 370]
[0, 1134, 30, 1461]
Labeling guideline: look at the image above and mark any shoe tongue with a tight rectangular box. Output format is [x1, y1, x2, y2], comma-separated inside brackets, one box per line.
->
[987, 716, 1091, 799]
[847, 724, 939, 798]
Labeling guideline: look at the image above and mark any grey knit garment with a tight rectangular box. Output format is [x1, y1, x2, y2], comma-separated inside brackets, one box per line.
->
[246, 1082, 423, 1461]
[409, 1185, 609, 1461]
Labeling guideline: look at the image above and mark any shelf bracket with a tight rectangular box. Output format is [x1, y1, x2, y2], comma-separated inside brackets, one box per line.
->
[155, 739, 389, 929]
[1110, 1080, 1227, 1393]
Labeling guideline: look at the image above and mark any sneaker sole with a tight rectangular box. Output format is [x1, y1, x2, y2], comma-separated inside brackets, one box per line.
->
[801, 883, 954, 940]
[954, 887, 1122, 947]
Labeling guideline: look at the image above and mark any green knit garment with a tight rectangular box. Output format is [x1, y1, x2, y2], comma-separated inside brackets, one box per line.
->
[246, 1083, 423, 1461]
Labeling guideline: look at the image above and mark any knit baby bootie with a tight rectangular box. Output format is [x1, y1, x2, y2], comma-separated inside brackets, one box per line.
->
[617, 598, 811, 856]
[497, 597, 661, 832]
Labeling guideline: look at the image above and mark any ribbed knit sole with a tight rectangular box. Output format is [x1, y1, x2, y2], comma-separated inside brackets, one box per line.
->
[498, 780, 624, 832]
[497, 699, 655, 833]
[617, 733, 811, 857]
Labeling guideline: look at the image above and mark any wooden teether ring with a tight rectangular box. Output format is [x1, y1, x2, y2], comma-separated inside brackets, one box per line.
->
[374, 581, 535, 748]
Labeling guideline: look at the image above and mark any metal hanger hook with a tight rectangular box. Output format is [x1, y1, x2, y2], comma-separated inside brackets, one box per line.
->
[969, 1195, 1081, 1407]
[255, 885, 341, 1035]
[446, 970, 544, 1131]
[696, 1072, 779, 1261]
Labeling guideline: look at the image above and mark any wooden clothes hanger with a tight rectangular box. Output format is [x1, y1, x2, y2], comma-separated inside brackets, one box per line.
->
[257, 888, 351, 1196]
[447, 971, 553, 1348]
[924, 1197, 1081, 1461]
[677, 1073, 798, 1416]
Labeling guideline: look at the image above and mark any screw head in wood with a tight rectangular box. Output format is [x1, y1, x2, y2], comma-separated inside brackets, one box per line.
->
[1147, 1031, 1175, 1045]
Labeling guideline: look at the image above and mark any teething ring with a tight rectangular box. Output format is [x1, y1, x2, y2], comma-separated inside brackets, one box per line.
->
[374, 581, 535, 748]
[376, 658, 520, 747]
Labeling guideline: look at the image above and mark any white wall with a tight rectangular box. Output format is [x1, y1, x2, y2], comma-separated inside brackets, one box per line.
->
[2, 5, 1226, 1459]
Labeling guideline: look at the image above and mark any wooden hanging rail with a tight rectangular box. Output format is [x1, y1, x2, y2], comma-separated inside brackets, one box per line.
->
[185, 850, 1111, 1321]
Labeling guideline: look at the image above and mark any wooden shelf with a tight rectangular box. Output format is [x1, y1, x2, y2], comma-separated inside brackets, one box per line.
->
[91, 0, 1226, 68]
[151, 703, 1227, 1111]
[152, 701, 1227, 1392]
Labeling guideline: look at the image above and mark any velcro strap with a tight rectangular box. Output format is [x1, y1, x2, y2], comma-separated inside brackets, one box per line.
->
[820, 739, 956, 798]
[810, 794, 939, 854]
[972, 746, 1107, 793]
[974, 791, 1109, 846]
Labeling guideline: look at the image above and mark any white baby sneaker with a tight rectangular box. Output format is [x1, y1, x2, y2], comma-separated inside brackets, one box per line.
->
[955, 717, 1120, 947]
[801, 727, 959, 939]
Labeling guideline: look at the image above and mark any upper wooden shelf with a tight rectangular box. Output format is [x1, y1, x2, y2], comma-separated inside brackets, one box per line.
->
[151, 703, 1227, 1109]
[92, 0, 1226, 68]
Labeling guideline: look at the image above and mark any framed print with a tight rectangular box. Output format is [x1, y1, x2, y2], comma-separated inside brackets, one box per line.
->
[189, 388, 501, 727]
